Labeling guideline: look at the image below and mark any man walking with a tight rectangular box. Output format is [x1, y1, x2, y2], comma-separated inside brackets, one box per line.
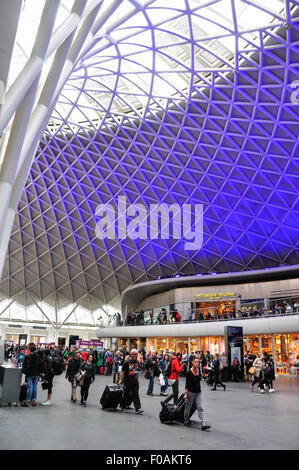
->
[65, 350, 83, 403]
[145, 350, 160, 396]
[118, 349, 143, 414]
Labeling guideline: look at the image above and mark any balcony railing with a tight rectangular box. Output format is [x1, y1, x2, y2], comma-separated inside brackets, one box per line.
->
[98, 308, 299, 328]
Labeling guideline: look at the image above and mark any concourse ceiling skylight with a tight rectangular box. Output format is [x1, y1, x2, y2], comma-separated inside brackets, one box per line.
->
[0, 0, 298, 321]
[6, 0, 292, 131]
[51, 0, 292, 130]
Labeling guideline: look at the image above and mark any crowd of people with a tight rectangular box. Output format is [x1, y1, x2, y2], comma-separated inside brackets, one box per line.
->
[121, 300, 298, 327]
[3, 341, 276, 429]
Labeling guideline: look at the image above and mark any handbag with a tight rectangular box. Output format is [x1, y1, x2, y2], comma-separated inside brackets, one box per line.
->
[158, 373, 165, 387]
[144, 369, 151, 380]
[248, 366, 256, 375]
[74, 371, 83, 382]
[41, 381, 49, 390]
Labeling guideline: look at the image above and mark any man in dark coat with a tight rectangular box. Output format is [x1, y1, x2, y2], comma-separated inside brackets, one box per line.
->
[65, 350, 83, 403]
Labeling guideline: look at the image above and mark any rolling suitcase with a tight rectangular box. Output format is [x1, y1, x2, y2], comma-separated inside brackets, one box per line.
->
[159, 393, 196, 424]
[19, 383, 28, 402]
[100, 384, 123, 410]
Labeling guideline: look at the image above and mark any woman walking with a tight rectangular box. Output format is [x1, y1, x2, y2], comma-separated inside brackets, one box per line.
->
[184, 357, 210, 430]
[21, 343, 43, 407]
[250, 353, 267, 393]
[159, 353, 170, 396]
[80, 354, 96, 406]
[163, 353, 184, 406]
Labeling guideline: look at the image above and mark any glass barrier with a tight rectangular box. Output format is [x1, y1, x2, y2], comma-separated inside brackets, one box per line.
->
[99, 295, 299, 327]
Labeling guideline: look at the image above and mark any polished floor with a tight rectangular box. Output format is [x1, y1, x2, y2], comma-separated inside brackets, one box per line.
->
[0, 370, 298, 450]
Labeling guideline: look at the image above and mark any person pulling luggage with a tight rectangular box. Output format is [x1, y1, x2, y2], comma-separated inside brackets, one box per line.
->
[118, 348, 143, 414]
[184, 357, 210, 430]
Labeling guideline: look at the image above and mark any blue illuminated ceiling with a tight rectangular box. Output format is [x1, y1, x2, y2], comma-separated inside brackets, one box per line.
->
[1, 3, 299, 311]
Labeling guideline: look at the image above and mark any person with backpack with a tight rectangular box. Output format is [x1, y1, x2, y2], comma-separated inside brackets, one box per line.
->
[21, 343, 43, 407]
[96, 352, 103, 375]
[65, 350, 83, 403]
[211, 353, 226, 391]
[41, 349, 55, 406]
[51, 349, 65, 376]
[79, 354, 96, 406]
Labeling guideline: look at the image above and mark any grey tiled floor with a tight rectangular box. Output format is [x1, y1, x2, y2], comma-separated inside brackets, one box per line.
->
[0, 372, 298, 450]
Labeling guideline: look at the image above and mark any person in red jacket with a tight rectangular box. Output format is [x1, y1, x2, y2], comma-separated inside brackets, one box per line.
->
[81, 349, 88, 362]
[165, 353, 184, 406]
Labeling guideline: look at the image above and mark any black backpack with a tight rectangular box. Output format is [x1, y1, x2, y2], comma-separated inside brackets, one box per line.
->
[51, 354, 65, 375]
[166, 359, 173, 378]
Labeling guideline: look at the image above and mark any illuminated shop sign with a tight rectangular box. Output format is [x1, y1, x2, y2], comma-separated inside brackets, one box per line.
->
[195, 292, 236, 300]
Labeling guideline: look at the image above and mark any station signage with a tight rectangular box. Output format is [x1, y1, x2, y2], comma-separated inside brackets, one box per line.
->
[195, 292, 236, 300]
[224, 325, 244, 379]
[75, 340, 103, 352]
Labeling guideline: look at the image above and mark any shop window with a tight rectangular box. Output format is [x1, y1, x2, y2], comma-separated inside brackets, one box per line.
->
[247, 336, 259, 356]
[275, 334, 289, 374]
[156, 337, 167, 353]
[190, 338, 199, 352]
[119, 338, 128, 350]
[209, 337, 219, 355]
[167, 337, 175, 353]
[147, 337, 155, 352]
[5, 334, 19, 344]
[261, 335, 272, 356]
[289, 334, 299, 375]
[176, 337, 188, 354]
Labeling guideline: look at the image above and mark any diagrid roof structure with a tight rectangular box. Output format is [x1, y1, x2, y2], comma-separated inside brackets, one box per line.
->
[0, 0, 298, 326]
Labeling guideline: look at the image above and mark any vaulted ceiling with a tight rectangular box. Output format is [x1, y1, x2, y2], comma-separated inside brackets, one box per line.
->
[0, 0, 298, 318]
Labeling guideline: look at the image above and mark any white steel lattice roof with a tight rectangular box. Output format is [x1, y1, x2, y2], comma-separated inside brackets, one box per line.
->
[0, 0, 298, 326]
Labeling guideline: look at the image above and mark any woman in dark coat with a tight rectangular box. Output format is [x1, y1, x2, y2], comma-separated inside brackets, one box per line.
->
[80, 354, 96, 406]
[21, 343, 43, 406]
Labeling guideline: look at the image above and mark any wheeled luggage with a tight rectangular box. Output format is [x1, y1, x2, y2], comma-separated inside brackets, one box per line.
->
[159, 393, 196, 424]
[19, 383, 28, 402]
[100, 384, 123, 409]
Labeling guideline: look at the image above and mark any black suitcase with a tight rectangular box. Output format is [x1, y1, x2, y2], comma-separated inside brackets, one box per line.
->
[100, 384, 123, 409]
[159, 393, 196, 424]
[19, 383, 28, 402]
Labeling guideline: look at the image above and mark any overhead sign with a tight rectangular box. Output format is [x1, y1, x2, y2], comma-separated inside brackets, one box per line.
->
[75, 340, 103, 352]
[195, 292, 236, 300]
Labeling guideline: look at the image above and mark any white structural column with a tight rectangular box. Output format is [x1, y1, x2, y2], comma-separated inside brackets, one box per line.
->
[0, 0, 155, 283]
[0, 0, 104, 136]
[0, 0, 23, 129]
[0, 0, 101, 279]
[0, 0, 61, 233]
